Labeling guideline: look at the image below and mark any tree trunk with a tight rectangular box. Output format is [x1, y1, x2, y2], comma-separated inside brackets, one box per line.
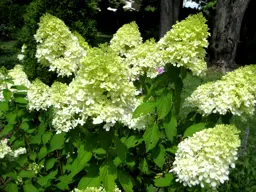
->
[159, 0, 183, 38]
[210, 0, 251, 70]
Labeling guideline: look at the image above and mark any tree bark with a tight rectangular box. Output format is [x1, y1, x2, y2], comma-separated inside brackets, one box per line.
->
[159, 0, 183, 38]
[210, 0, 251, 70]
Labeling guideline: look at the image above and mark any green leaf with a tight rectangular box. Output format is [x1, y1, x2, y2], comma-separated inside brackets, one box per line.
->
[38, 122, 48, 137]
[19, 170, 35, 178]
[126, 156, 136, 168]
[156, 92, 173, 120]
[124, 135, 142, 148]
[166, 146, 178, 154]
[49, 133, 66, 152]
[118, 170, 133, 192]
[42, 132, 53, 145]
[93, 148, 106, 155]
[0, 124, 13, 137]
[164, 113, 177, 143]
[14, 97, 28, 104]
[69, 145, 92, 177]
[78, 176, 101, 189]
[11, 85, 28, 90]
[115, 136, 127, 162]
[20, 122, 29, 131]
[146, 184, 156, 192]
[5, 171, 17, 180]
[57, 175, 72, 190]
[139, 158, 149, 174]
[3, 89, 12, 101]
[183, 123, 206, 137]
[38, 146, 48, 160]
[16, 154, 27, 167]
[30, 135, 41, 144]
[100, 161, 117, 192]
[6, 112, 16, 124]
[143, 124, 160, 152]
[37, 169, 58, 187]
[133, 102, 156, 118]
[113, 156, 122, 167]
[29, 152, 37, 161]
[6, 183, 18, 192]
[23, 184, 39, 192]
[0, 101, 8, 111]
[154, 173, 174, 187]
[56, 181, 70, 191]
[151, 144, 165, 169]
[45, 158, 56, 171]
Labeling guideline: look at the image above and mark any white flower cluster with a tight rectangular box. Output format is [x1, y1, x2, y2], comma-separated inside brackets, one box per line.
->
[27, 79, 51, 111]
[8, 65, 31, 88]
[0, 65, 30, 101]
[125, 39, 166, 79]
[34, 14, 86, 77]
[171, 124, 240, 189]
[186, 65, 256, 116]
[157, 13, 210, 76]
[110, 21, 143, 56]
[28, 162, 44, 174]
[71, 186, 121, 192]
[50, 47, 150, 133]
[0, 139, 26, 159]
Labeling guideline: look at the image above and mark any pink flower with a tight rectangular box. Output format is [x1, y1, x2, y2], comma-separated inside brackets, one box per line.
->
[156, 67, 165, 74]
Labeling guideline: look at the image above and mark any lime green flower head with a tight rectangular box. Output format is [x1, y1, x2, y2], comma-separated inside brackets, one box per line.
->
[110, 21, 143, 56]
[171, 124, 240, 189]
[125, 39, 166, 79]
[187, 65, 256, 116]
[27, 79, 51, 111]
[158, 13, 210, 76]
[50, 81, 68, 109]
[34, 14, 86, 77]
[57, 46, 148, 132]
[8, 65, 30, 88]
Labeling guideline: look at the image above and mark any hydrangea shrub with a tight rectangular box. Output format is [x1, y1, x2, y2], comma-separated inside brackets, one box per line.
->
[0, 13, 254, 192]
